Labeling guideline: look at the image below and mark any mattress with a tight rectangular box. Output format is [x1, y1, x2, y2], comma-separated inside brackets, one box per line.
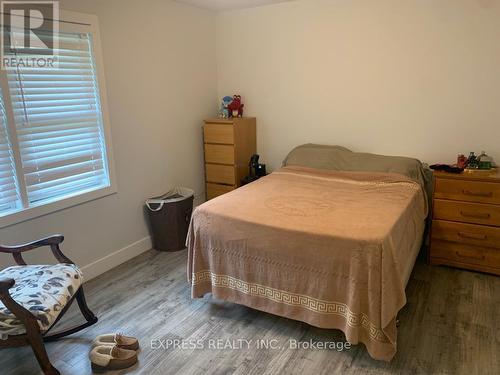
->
[187, 166, 427, 360]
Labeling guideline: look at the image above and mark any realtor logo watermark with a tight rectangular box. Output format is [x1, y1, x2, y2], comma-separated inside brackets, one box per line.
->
[1, 1, 59, 69]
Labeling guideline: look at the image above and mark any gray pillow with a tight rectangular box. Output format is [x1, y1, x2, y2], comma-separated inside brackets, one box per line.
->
[282, 143, 432, 194]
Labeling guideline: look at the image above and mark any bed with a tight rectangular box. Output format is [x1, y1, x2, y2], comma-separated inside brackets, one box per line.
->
[187, 144, 430, 361]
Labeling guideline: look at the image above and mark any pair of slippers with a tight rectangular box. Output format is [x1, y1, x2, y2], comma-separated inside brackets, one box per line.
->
[89, 333, 140, 371]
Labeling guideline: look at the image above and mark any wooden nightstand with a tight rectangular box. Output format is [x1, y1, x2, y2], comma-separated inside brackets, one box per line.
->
[430, 169, 500, 275]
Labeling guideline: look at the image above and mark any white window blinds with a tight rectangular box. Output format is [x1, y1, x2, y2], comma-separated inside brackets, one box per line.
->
[5, 31, 109, 205]
[0, 91, 21, 214]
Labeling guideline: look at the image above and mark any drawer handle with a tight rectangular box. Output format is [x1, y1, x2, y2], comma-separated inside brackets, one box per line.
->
[460, 211, 491, 219]
[455, 251, 485, 261]
[462, 190, 493, 198]
[457, 232, 487, 241]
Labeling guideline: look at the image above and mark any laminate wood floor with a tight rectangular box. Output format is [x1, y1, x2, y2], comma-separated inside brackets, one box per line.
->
[1, 249, 498, 375]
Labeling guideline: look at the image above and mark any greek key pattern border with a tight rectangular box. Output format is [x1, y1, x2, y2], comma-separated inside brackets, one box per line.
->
[192, 270, 388, 343]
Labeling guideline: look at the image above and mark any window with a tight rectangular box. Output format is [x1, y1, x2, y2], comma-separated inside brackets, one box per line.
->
[0, 11, 115, 227]
[0, 90, 21, 214]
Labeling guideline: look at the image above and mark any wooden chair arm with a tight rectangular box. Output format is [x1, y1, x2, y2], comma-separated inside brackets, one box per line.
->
[0, 235, 73, 265]
[0, 235, 64, 253]
[0, 277, 15, 291]
[0, 277, 39, 326]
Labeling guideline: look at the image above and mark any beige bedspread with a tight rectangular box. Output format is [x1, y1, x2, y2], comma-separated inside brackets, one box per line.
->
[187, 166, 427, 360]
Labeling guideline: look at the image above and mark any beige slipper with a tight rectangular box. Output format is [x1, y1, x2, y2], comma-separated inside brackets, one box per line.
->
[92, 333, 140, 350]
[90, 345, 138, 371]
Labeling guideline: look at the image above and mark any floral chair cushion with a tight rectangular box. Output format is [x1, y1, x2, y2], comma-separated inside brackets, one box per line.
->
[0, 264, 82, 339]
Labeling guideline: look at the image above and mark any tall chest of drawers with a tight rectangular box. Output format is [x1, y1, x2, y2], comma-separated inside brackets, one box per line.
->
[203, 117, 256, 200]
[430, 170, 500, 275]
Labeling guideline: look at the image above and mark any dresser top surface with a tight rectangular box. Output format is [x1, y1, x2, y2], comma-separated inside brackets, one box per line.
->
[433, 169, 500, 182]
[204, 117, 256, 124]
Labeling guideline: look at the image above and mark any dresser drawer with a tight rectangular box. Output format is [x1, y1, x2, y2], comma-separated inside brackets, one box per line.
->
[205, 164, 235, 185]
[433, 199, 500, 226]
[435, 178, 500, 205]
[432, 220, 500, 249]
[204, 144, 235, 165]
[206, 183, 234, 200]
[431, 240, 500, 275]
[203, 124, 234, 144]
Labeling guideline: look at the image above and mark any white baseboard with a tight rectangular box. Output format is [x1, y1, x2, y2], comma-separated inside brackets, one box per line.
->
[81, 236, 152, 281]
[80, 196, 203, 282]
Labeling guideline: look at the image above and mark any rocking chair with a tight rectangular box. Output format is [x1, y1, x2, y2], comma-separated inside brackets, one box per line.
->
[0, 235, 98, 375]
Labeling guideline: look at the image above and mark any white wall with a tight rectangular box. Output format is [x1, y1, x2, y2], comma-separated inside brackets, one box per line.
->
[216, 0, 500, 170]
[0, 0, 217, 277]
[3, 0, 499, 278]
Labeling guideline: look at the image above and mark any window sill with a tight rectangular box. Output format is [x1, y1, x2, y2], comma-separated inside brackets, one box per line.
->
[0, 184, 117, 229]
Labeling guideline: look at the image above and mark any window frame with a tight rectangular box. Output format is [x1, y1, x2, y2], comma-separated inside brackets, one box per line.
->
[0, 10, 117, 228]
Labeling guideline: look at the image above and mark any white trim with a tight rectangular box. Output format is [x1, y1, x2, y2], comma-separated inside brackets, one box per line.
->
[81, 195, 204, 282]
[81, 236, 152, 282]
[0, 185, 116, 229]
[85, 12, 117, 194]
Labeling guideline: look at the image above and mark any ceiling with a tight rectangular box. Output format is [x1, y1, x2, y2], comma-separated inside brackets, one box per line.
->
[174, 0, 295, 11]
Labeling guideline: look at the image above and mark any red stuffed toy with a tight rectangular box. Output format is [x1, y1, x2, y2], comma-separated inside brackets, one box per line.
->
[227, 95, 244, 118]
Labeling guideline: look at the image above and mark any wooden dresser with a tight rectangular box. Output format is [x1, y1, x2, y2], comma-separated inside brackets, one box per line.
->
[430, 169, 500, 275]
[203, 117, 256, 200]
